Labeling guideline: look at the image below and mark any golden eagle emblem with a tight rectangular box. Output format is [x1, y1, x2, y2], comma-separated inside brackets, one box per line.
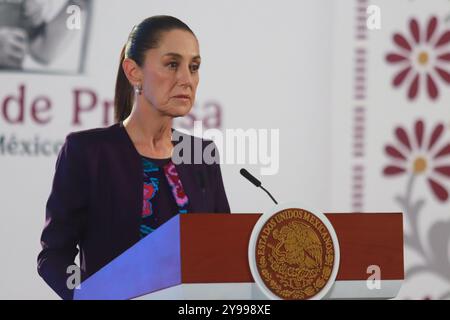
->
[255, 208, 335, 299]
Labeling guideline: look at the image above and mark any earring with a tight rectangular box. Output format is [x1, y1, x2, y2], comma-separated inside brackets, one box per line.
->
[134, 83, 143, 95]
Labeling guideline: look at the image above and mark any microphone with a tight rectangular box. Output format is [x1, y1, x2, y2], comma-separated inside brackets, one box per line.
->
[240, 168, 278, 205]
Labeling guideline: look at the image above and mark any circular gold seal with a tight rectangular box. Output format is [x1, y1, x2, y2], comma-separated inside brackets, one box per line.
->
[249, 205, 339, 300]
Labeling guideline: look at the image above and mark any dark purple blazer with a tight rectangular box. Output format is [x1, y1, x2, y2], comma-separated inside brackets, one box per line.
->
[37, 122, 231, 300]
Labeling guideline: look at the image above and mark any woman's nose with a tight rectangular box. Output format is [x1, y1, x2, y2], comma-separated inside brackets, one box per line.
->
[177, 65, 193, 87]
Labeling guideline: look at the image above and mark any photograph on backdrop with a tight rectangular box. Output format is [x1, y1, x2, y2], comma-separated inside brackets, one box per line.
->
[0, 0, 91, 74]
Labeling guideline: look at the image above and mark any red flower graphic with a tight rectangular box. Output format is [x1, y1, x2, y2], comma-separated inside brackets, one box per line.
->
[386, 16, 450, 100]
[383, 120, 450, 201]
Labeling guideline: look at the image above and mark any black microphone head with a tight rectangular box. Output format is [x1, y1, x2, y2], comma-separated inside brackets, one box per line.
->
[240, 168, 261, 187]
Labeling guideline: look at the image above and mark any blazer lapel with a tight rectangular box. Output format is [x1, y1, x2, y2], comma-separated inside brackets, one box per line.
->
[172, 130, 208, 213]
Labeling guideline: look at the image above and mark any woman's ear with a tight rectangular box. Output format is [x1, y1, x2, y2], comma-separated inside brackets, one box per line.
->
[122, 58, 143, 86]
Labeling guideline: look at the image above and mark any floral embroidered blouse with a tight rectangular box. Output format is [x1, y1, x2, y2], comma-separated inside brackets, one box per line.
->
[140, 155, 189, 238]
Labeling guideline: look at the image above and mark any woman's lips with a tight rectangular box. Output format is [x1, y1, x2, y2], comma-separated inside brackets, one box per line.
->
[173, 95, 190, 101]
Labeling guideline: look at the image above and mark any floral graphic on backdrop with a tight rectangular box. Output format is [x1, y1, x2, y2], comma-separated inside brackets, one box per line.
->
[386, 16, 450, 100]
[383, 119, 450, 299]
[384, 119, 450, 200]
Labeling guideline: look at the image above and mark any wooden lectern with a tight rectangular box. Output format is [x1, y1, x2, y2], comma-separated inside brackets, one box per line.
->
[74, 213, 403, 300]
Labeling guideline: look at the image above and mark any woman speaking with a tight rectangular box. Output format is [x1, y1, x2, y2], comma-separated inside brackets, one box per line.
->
[37, 15, 231, 300]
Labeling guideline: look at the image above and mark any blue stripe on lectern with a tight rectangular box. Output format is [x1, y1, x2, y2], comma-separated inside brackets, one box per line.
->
[74, 215, 182, 300]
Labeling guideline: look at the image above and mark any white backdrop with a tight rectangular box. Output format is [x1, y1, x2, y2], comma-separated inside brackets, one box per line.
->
[1, 0, 448, 300]
[0, 0, 333, 299]
[331, 0, 450, 300]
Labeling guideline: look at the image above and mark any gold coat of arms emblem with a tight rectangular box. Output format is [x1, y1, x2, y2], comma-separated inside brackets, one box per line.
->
[250, 206, 339, 300]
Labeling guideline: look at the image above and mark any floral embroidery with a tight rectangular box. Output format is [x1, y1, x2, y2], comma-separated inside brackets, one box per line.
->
[163, 162, 189, 208]
[140, 158, 190, 238]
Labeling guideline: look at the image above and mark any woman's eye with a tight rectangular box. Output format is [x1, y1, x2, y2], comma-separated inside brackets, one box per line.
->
[190, 64, 200, 72]
[168, 62, 178, 69]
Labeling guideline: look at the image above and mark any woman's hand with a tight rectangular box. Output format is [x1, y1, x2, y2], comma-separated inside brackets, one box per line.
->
[0, 27, 28, 68]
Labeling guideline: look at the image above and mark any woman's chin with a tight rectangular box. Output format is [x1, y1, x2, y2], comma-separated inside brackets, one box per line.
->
[167, 104, 193, 118]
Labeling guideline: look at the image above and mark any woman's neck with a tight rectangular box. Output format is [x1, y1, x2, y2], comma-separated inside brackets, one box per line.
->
[123, 103, 174, 159]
